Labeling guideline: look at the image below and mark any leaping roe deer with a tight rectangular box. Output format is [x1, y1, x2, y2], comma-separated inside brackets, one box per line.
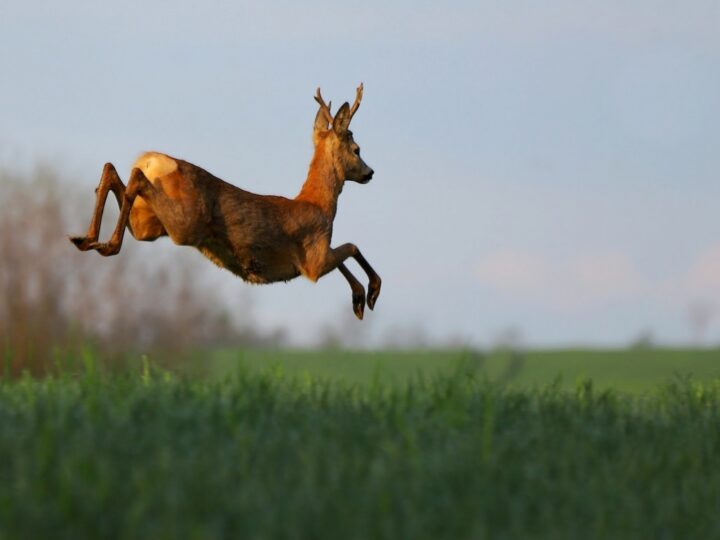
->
[70, 84, 381, 319]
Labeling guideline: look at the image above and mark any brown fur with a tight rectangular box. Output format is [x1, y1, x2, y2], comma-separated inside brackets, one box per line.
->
[70, 85, 381, 319]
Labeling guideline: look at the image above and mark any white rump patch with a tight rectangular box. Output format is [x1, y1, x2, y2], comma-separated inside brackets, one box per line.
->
[133, 152, 178, 183]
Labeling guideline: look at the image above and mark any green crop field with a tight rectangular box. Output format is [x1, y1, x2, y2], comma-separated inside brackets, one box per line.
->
[2, 348, 720, 539]
[204, 347, 720, 393]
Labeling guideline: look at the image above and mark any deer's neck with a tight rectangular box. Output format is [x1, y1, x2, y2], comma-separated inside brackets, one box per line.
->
[296, 148, 343, 218]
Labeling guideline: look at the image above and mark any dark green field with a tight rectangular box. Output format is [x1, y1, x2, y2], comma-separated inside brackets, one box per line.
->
[2, 349, 720, 539]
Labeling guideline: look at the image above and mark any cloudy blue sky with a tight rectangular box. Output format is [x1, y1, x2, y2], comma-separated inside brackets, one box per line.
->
[1, 1, 718, 346]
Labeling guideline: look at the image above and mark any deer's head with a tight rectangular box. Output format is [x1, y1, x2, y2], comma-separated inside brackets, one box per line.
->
[313, 84, 374, 184]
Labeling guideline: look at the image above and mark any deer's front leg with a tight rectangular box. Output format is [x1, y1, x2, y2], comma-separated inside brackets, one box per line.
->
[314, 243, 381, 318]
[353, 250, 382, 311]
[338, 263, 366, 320]
[70, 163, 126, 251]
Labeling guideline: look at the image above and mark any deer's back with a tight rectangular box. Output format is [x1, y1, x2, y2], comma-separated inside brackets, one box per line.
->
[133, 152, 323, 284]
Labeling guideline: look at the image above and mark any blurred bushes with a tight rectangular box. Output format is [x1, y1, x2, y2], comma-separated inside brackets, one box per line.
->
[0, 166, 280, 376]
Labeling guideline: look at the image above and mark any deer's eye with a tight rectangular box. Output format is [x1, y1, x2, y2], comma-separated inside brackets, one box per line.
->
[352, 146, 360, 156]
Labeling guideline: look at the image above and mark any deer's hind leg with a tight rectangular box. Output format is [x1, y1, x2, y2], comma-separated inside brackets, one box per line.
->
[70, 163, 126, 251]
[81, 168, 159, 256]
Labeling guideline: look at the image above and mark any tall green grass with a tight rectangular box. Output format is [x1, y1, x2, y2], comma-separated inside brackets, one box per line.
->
[2, 356, 720, 539]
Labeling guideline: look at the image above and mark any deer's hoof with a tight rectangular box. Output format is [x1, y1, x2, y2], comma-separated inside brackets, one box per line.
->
[367, 278, 381, 311]
[69, 236, 95, 251]
[352, 291, 365, 320]
[89, 242, 120, 257]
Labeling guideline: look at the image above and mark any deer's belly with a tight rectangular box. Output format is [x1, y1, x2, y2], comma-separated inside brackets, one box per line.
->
[197, 243, 301, 284]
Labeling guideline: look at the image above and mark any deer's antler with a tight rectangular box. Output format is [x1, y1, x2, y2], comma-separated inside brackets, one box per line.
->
[349, 82, 363, 120]
[314, 88, 333, 125]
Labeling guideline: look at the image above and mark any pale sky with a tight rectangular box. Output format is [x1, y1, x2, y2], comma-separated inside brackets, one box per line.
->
[1, 1, 719, 346]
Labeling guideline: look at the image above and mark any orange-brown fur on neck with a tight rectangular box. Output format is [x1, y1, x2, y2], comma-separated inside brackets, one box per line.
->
[295, 137, 343, 218]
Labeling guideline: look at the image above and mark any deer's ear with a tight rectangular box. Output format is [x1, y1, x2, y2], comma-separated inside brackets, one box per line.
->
[333, 102, 351, 134]
[314, 106, 330, 132]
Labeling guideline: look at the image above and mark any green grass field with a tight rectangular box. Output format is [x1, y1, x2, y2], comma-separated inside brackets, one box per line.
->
[204, 347, 720, 393]
[2, 348, 720, 539]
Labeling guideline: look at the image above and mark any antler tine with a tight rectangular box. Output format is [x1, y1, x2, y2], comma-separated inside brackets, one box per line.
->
[349, 82, 364, 119]
[314, 87, 334, 124]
